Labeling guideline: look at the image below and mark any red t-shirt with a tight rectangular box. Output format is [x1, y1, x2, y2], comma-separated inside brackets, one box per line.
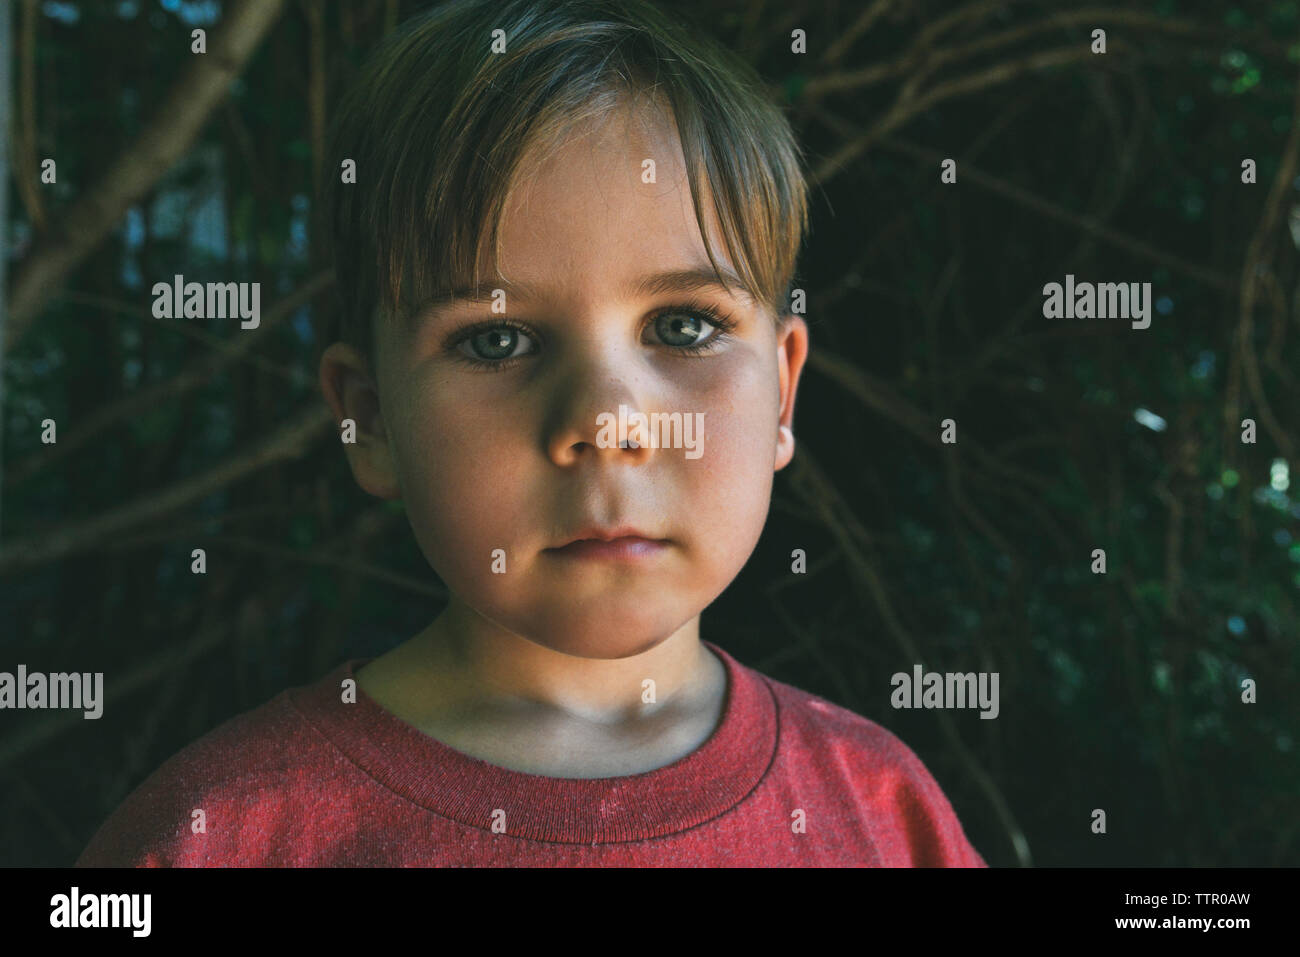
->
[75, 641, 987, 867]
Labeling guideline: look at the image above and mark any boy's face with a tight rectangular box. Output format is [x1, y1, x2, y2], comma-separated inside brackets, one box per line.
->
[322, 101, 808, 660]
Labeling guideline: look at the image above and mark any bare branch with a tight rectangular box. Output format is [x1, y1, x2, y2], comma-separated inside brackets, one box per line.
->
[1229, 61, 1300, 463]
[812, 44, 1126, 182]
[915, 0, 1015, 48]
[873, 133, 1238, 293]
[3, 0, 288, 352]
[807, 349, 1055, 496]
[0, 607, 236, 770]
[820, 0, 895, 68]
[304, 0, 326, 205]
[103, 527, 446, 601]
[0, 401, 332, 575]
[8, 271, 332, 486]
[14, 0, 45, 234]
[805, 6, 1257, 102]
[0, 502, 403, 772]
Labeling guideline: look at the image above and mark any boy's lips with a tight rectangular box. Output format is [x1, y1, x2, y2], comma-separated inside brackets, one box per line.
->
[544, 526, 671, 562]
[549, 525, 665, 548]
[544, 536, 670, 562]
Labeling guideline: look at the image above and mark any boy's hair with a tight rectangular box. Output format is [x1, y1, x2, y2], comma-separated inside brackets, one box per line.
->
[317, 0, 810, 366]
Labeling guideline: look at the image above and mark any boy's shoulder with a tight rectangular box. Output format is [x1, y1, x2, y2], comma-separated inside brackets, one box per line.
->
[758, 663, 937, 769]
[744, 661, 988, 867]
[75, 672, 341, 867]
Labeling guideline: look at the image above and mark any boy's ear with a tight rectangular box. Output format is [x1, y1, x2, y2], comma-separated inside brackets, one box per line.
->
[318, 343, 402, 500]
[774, 313, 809, 472]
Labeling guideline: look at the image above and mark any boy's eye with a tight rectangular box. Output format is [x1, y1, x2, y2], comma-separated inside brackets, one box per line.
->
[648, 311, 720, 348]
[447, 302, 738, 370]
[456, 325, 536, 361]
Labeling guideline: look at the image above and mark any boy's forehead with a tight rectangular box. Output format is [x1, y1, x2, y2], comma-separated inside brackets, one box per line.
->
[385, 101, 761, 348]
[518, 96, 682, 183]
[429, 263, 754, 310]
[510, 124, 684, 218]
[486, 114, 730, 292]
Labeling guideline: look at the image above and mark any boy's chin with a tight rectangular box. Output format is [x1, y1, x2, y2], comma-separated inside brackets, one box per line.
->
[504, 610, 698, 660]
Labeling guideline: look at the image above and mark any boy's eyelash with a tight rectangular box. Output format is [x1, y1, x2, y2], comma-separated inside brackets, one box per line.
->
[445, 298, 740, 372]
[446, 318, 534, 373]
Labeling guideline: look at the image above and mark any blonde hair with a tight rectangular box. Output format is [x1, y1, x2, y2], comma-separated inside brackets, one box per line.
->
[319, 0, 810, 361]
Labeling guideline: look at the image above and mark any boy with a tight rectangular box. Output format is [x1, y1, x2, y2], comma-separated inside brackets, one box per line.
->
[76, 0, 987, 867]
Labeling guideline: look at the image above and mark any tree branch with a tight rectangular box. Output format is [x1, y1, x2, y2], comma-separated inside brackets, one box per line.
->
[819, 0, 895, 68]
[1228, 61, 1300, 463]
[806, 349, 1055, 496]
[0, 401, 332, 574]
[875, 134, 1239, 294]
[8, 271, 332, 486]
[804, 6, 1266, 102]
[3, 0, 288, 352]
[14, 0, 45, 234]
[812, 44, 1128, 182]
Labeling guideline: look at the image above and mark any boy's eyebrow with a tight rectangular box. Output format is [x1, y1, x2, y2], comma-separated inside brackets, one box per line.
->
[411, 265, 755, 326]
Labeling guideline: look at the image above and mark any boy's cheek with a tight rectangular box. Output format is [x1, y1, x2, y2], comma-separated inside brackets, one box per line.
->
[402, 502, 519, 599]
[668, 344, 764, 400]
[687, 356, 782, 440]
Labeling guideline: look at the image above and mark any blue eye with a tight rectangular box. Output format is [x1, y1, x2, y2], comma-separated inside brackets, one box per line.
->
[644, 300, 740, 357]
[456, 323, 535, 362]
[652, 312, 713, 347]
[447, 300, 740, 372]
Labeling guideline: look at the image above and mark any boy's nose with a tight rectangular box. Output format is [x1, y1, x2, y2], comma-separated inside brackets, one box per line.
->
[542, 362, 656, 468]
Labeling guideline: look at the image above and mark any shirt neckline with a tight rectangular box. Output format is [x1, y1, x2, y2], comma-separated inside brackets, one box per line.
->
[288, 640, 778, 843]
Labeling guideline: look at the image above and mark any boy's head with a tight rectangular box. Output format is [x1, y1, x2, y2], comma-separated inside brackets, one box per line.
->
[318, 0, 811, 659]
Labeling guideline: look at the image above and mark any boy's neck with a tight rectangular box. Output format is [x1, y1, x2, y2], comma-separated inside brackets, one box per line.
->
[354, 605, 728, 778]
[427, 603, 714, 715]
